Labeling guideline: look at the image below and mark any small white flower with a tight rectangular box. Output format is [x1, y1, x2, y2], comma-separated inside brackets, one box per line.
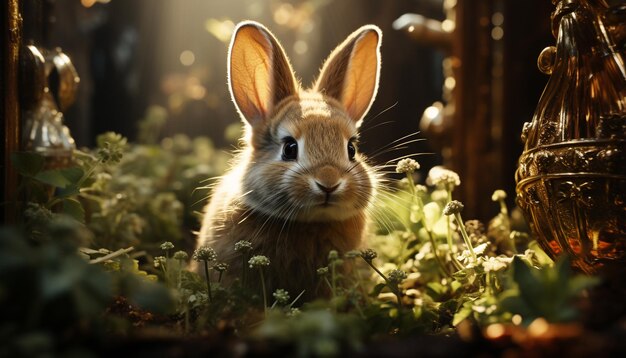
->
[360, 249, 378, 262]
[387, 269, 407, 284]
[173, 251, 188, 261]
[248, 255, 270, 268]
[192, 245, 217, 262]
[514, 249, 537, 264]
[328, 250, 339, 261]
[491, 190, 507, 201]
[154, 256, 166, 268]
[443, 200, 464, 216]
[213, 262, 229, 272]
[482, 256, 508, 272]
[457, 243, 489, 264]
[396, 158, 420, 174]
[234, 240, 253, 252]
[273, 289, 290, 305]
[415, 185, 428, 196]
[426, 166, 461, 189]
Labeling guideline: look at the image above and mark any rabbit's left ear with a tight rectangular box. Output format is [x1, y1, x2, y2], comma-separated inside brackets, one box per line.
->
[314, 25, 381, 126]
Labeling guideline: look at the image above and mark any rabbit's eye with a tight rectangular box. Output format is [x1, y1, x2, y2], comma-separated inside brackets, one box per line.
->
[282, 137, 298, 161]
[347, 140, 356, 161]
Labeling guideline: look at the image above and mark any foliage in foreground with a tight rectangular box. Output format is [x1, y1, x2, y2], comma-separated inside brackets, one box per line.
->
[2, 128, 599, 356]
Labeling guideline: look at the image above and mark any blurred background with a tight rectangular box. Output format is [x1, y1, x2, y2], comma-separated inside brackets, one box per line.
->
[5, 0, 556, 220]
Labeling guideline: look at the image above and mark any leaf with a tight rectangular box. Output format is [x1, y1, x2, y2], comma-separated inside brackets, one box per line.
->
[498, 289, 534, 323]
[568, 275, 599, 295]
[450, 280, 462, 293]
[422, 202, 440, 230]
[528, 240, 553, 266]
[432, 217, 449, 238]
[409, 205, 421, 224]
[60, 167, 84, 184]
[126, 278, 175, 314]
[425, 281, 446, 299]
[35, 170, 71, 188]
[35, 167, 84, 188]
[11, 152, 45, 177]
[62, 198, 85, 222]
[452, 302, 473, 326]
[512, 257, 542, 307]
[57, 185, 80, 198]
[370, 283, 387, 297]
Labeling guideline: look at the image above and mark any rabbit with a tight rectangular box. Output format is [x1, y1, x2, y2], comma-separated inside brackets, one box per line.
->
[196, 21, 382, 300]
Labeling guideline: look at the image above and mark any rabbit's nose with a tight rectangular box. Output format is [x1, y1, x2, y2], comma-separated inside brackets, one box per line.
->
[316, 182, 340, 194]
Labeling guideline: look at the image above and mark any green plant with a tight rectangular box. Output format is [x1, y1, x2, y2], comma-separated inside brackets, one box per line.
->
[6, 129, 600, 355]
[0, 215, 173, 357]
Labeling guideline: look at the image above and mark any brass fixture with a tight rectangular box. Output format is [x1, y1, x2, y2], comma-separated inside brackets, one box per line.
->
[393, 0, 457, 165]
[21, 45, 79, 169]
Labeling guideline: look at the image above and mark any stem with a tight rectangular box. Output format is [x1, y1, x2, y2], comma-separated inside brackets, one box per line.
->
[499, 199, 509, 217]
[364, 260, 403, 305]
[47, 197, 62, 209]
[288, 290, 306, 308]
[445, 190, 455, 254]
[184, 304, 189, 334]
[406, 172, 417, 197]
[351, 262, 369, 304]
[423, 223, 452, 277]
[397, 173, 418, 259]
[159, 260, 171, 288]
[486, 270, 493, 296]
[77, 160, 101, 188]
[330, 261, 337, 298]
[416, 196, 451, 278]
[499, 199, 512, 237]
[444, 190, 464, 270]
[407, 173, 452, 277]
[324, 277, 334, 292]
[164, 250, 171, 286]
[509, 233, 519, 255]
[259, 268, 267, 317]
[454, 213, 476, 260]
[353, 298, 366, 319]
[218, 271, 223, 283]
[241, 253, 247, 288]
[177, 259, 185, 291]
[203, 260, 212, 303]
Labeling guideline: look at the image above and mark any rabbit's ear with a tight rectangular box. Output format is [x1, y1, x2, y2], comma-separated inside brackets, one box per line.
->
[314, 25, 381, 126]
[228, 21, 298, 126]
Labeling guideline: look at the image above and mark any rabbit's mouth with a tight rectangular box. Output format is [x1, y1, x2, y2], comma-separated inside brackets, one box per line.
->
[320, 193, 336, 206]
[319, 201, 337, 208]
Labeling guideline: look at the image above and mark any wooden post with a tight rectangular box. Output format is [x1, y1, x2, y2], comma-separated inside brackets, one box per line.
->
[1, 0, 21, 224]
[451, 0, 497, 220]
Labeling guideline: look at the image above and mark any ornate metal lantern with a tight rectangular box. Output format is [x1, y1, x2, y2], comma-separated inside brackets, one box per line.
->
[516, 0, 626, 274]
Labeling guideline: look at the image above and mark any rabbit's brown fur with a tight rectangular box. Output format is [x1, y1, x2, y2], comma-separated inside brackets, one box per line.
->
[196, 21, 382, 299]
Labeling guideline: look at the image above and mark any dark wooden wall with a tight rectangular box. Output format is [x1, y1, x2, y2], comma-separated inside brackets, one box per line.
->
[450, 0, 553, 220]
[2, 0, 557, 222]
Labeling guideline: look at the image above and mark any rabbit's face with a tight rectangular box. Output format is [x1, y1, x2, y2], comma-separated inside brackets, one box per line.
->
[228, 21, 381, 222]
[243, 93, 375, 221]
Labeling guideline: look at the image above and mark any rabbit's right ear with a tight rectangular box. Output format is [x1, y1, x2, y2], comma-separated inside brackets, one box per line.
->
[228, 21, 299, 127]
